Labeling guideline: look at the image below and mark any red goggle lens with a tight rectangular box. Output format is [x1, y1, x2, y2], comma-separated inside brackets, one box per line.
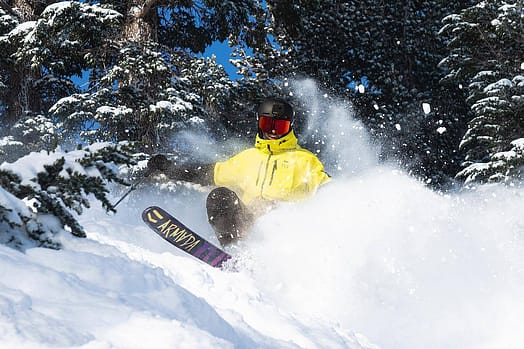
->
[258, 116, 291, 135]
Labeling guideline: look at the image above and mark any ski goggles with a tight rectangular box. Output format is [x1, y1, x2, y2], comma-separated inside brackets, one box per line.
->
[258, 116, 292, 135]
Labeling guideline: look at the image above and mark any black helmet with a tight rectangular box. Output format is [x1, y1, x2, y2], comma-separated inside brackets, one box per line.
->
[257, 98, 294, 121]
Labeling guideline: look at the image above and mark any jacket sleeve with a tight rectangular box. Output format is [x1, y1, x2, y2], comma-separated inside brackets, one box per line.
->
[163, 161, 216, 186]
[213, 152, 244, 189]
[313, 157, 331, 187]
[293, 155, 331, 199]
[213, 148, 261, 189]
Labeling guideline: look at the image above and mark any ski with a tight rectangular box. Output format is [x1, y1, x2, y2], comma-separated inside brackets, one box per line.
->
[142, 206, 232, 268]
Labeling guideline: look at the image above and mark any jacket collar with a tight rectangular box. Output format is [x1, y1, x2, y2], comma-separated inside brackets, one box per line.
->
[255, 130, 300, 154]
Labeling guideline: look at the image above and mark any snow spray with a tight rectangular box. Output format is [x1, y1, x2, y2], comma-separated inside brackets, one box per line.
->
[245, 79, 524, 349]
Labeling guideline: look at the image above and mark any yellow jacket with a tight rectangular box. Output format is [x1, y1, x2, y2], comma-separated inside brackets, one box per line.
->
[214, 130, 330, 207]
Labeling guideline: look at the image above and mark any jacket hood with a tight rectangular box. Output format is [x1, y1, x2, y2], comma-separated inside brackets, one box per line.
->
[255, 130, 300, 154]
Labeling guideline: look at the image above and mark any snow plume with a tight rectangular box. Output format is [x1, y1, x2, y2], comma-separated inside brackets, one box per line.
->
[289, 78, 379, 177]
[167, 78, 378, 173]
[168, 125, 250, 164]
[246, 171, 524, 349]
[231, 80, 524, 349]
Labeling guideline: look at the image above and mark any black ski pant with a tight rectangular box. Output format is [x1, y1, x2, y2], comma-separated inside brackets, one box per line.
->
[206, 187, 254, 247]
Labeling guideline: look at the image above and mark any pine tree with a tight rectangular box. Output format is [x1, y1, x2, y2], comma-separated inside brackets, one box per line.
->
[0, 1, 122, 159]
[1, 1, 270, 153]
[439, 0, 524, 183]
[0, 142, 135, 248]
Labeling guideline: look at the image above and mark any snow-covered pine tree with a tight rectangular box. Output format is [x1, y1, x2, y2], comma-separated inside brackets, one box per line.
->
[1, 0, 276, 156]
[0, 183, 42, 249]
[0, 142, 135, 248]
[439, 0, 524, 183]
[50, 42, 209, 152]
[0, 114, 58, 162]
[47, 0, 272, 152]
[456, 75, 524, 183]
[0, 1, 122, 159]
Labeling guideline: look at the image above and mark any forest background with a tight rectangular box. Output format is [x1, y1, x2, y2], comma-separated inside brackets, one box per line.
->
[0, 0, 522, 247]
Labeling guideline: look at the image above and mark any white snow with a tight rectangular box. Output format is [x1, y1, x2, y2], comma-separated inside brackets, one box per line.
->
[0, 135, 23, 147]
[1, 81, 524, 349]
[422, 103, 431, 114]
[0, 146, 108, 186]
[0, 191, 373, 349]
[97, 105, 133, 116]
[149, 99, 193, 114]
[2, 164, 524, 349]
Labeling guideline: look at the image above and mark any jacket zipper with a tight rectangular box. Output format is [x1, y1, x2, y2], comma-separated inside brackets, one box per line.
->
[255, 161, 264, 187]
[259, 145, 273, 197]
[269, 160, 277, 186]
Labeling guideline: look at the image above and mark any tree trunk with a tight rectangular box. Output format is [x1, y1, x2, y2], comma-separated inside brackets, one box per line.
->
[4, 67, 40, 125]
[120, 0, 161, 151]
[121, 0, 158, 43]
[2, 0, 47, 126]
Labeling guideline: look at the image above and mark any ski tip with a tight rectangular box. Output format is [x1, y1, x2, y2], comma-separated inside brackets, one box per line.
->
[143, 205, 161, 212]
[142, 206, 165, 222]
[142, 206, 163, 217]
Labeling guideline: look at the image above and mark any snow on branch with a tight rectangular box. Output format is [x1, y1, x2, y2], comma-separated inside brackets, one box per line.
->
[0, 142, 135, 249]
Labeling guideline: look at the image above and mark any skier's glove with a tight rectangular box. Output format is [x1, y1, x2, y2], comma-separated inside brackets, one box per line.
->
[147, 154, 171, 172]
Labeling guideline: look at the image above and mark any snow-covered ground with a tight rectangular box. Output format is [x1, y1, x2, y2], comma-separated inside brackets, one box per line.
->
[0, 179, 379, 349]
[1, 82, 524, 349]
[1, 170, 523, 349]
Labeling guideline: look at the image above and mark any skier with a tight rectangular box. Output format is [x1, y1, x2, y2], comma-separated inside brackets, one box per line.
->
[147, 98, 331, 246]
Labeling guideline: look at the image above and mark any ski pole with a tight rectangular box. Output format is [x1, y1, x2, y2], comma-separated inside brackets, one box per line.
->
[113, 169, 154, 208]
